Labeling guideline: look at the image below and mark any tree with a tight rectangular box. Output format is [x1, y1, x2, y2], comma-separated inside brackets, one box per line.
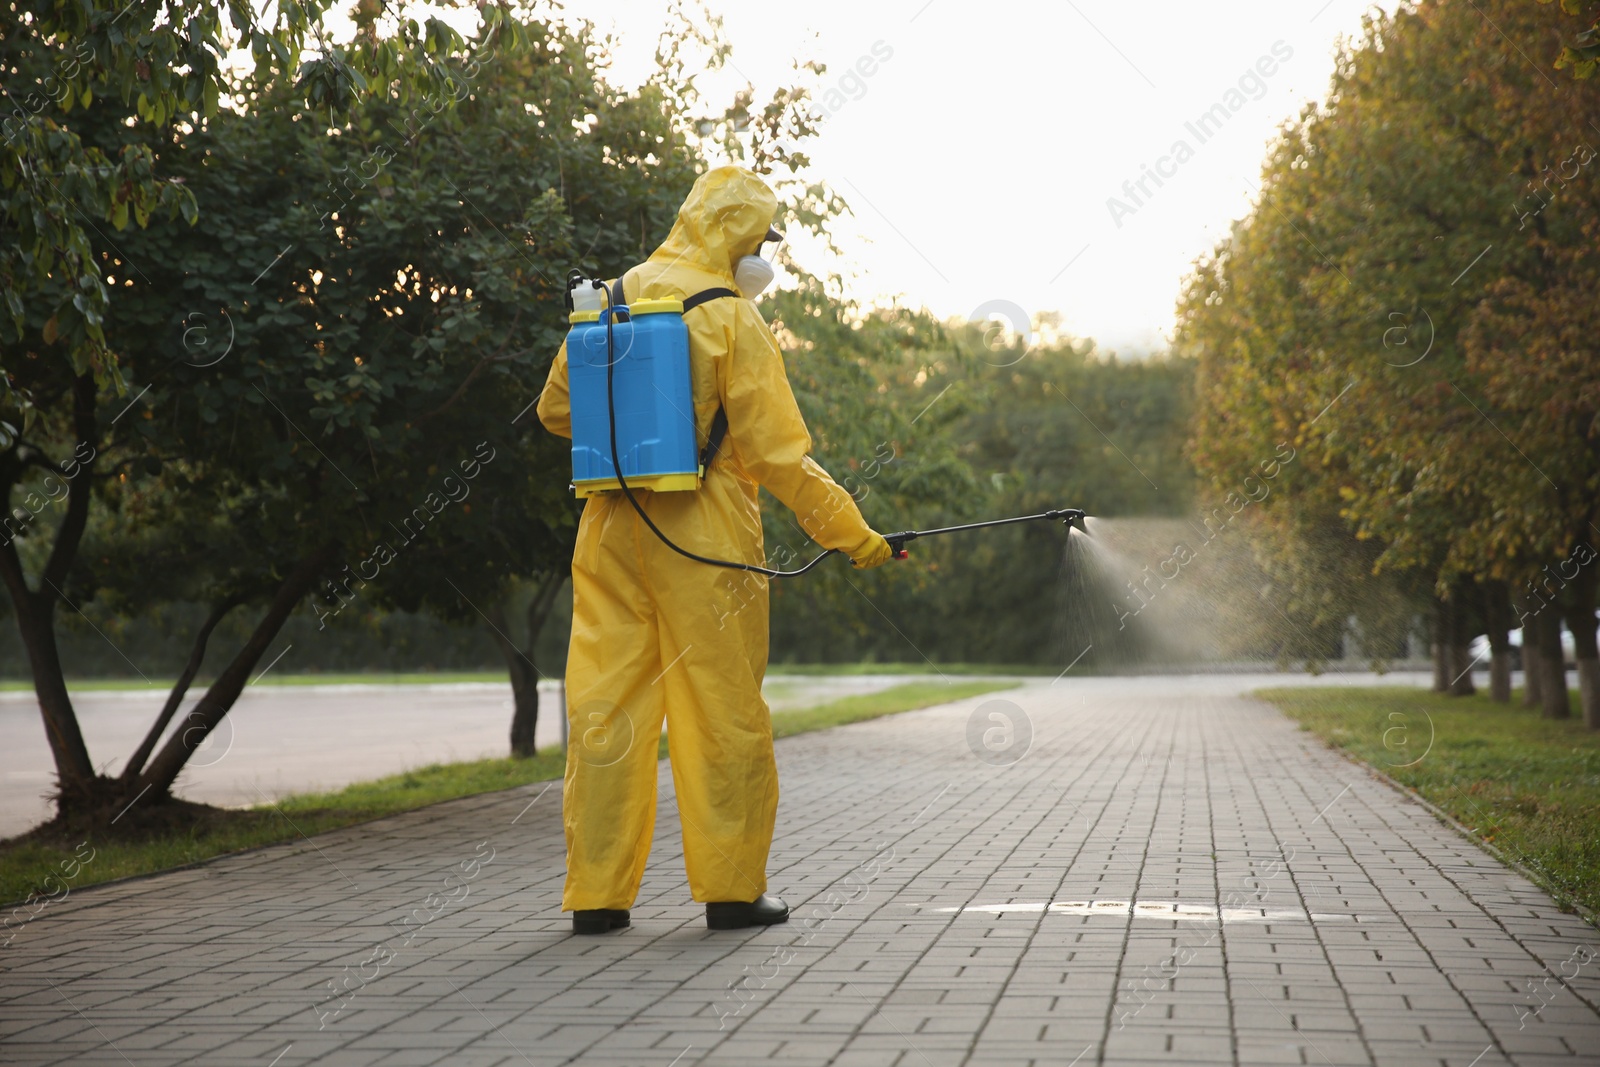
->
[8, 4, 804, 821]
[1, 0, 523, 817]
[1176, 0, 1600, 719]
[23, 0, 862, 826]
[759, 293, 1198, 667]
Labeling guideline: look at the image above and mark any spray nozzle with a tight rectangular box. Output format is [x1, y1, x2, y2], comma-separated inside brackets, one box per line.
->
[1050, 509, 1090, 535]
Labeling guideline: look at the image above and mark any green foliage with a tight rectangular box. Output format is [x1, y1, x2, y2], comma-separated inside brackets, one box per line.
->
[1264, 686, 1600, 916]
[1539, 0, 1600, 77]
[768, 311, 1196, 666]
[53, 10, 733, 668]
[0, 602, 542, 680]
[1, 0, 522, 390]
[0, 0, 556, 805]
[957, 337, 1193, 519]
[2, 1, 852, 804]
[67, 3, 854, 644]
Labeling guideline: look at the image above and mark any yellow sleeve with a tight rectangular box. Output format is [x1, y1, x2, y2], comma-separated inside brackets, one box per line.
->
[722, 304, 877, 557]
[536, 341, 572, 439]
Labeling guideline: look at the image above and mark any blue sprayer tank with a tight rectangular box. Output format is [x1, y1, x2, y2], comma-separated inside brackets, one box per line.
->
[565, 295, 700, 499]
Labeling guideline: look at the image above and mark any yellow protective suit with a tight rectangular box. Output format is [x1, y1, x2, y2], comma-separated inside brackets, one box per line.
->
[538, 166, 890, 911]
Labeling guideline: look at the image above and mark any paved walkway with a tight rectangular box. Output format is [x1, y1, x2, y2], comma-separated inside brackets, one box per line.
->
[2, 675, 1597, 1066]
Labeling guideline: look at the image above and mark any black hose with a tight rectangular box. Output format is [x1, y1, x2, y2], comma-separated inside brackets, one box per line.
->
[601, 284, 836, 579]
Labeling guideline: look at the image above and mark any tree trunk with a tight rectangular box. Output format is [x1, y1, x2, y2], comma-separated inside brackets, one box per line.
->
[0, 374, 103, 810]
[507, 655, 540, 758]
[1579, 657, 1600, 731]
[1484, 580, 1512, 703]
[1488, 648, 1512, 702]
[138, 544, 339, 796]
[1533, 607, 1569, 720]
[122, 594, 244, 782]
[490, 573, 563, 758]
[1522, 626, 1543, 706]
[0, 580, 95, 804]
[486, 601, 537, 758]
[1445, 583, 1477, 696]
[1448, 640, 1477, 696]
[1430, 597, 1449, 693]
[1563, 570, 1599, 730]
[1434, 593, 1476, 696]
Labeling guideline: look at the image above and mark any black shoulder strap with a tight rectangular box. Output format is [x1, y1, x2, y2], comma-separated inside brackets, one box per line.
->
[700, 407, 729, 476]
[610, 279, 737, 315]
[683, 287, 739, 312]
[681, 287, 739, 476]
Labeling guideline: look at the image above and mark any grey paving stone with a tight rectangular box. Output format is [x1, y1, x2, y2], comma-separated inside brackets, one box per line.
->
[3, 677, 1598, 1066]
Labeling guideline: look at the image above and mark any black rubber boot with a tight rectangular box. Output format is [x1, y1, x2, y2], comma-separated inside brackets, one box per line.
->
[705, 894, 789, 931]
[572, 909, 630, 935]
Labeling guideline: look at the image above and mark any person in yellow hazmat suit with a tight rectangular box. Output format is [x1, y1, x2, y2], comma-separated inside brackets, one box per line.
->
[536, 166, 894, 935]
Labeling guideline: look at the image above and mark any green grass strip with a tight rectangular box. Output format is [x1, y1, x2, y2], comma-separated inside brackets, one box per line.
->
[771, 678, 1014, 737]
[654, 678, 1019, 758]
[767, 663, 1058, 677]
[1258, 685, 1600, 919]
[1, 679, 1016, 906]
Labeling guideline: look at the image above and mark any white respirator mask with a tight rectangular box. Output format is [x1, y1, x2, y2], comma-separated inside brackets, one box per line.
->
[734, 226, 783, 300]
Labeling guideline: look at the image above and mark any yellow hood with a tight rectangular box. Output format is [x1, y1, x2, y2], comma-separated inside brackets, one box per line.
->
[649, 166, 778, 282]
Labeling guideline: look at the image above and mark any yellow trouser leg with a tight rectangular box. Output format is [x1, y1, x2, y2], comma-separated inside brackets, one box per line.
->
[653, 550, 777, 904]
[561, 507, 667, 913]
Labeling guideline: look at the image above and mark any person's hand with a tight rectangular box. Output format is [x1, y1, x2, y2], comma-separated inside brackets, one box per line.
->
[848, 532, 895, 569]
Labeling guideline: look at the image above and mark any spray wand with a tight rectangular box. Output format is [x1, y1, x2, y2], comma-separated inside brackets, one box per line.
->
[882, 509, 1089, 560]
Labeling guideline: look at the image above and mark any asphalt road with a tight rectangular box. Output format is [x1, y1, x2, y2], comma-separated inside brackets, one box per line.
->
[0, 674, 925, 838]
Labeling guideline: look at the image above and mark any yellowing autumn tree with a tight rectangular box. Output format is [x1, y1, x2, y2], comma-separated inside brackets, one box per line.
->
[1178, 0, 1600, 725]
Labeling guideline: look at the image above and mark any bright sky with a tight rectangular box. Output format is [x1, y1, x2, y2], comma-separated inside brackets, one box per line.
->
[582, 0, 1395, 355]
